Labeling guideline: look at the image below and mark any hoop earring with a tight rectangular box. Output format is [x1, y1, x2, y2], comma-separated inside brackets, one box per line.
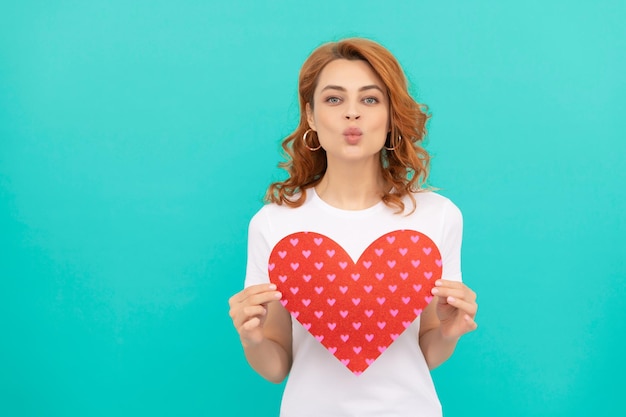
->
[385, 135, 402, 151]
[303, 129, 321, 151]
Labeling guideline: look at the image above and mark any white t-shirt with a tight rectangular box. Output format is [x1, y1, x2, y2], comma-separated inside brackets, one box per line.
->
[244, 189, 463, 417]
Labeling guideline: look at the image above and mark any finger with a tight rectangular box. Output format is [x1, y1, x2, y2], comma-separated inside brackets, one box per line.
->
[242, 316, 262, 332]
[431, 286, 471, 301]
[247, 290, 283, 308]
[463, 314, 479, 331]
[231, 283, 278, 304]
[242, 305, 268, 320]
[434, 280, 475, 295]
[444, 296, 478, 317]
[233, 304, 271, 328]
[433, 281, 476, 301]
[230, 291, 282, 327]
[434, 279, 465, 289]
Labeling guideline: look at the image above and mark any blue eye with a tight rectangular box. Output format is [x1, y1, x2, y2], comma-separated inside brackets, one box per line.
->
[363, 97, 379, 105]
[326, 96, 341, 104]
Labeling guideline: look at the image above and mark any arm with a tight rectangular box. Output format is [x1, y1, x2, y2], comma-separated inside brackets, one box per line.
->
[231, 210, 293, 382]
[418, 199, 477, 369]
[242, 299, 293, 383]
[229, 284, 293, 383]
[419, 280, 478, 370]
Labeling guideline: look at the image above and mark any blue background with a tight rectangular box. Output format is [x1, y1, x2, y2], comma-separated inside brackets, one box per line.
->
[1, 1, 625, 416]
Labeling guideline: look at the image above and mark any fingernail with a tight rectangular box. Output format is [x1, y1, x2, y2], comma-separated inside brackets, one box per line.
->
[274, 292, 282, 299]
[435, 280, 442, 286]
[431, 288, 439, 295]
[447, 296, 456, 303]
[269, 284, 277, 290]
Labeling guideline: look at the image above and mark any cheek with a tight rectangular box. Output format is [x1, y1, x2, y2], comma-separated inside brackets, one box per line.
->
[375, 111, 390, 132]
[312, 109, 333, 130]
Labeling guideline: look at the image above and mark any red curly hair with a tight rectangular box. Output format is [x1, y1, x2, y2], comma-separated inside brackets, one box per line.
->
[265, 38, 431, 213]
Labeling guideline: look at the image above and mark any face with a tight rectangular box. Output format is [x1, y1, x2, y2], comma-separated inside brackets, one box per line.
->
[306, 59, 389, 164]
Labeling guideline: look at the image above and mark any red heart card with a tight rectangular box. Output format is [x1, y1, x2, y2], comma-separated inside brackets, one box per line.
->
[268, 230, 442, 375]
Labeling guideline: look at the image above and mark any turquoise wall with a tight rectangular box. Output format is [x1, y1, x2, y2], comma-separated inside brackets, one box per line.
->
[1, 1, 624, 416]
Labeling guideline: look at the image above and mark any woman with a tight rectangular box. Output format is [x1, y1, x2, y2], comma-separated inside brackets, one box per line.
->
[229, 37, 478, 416]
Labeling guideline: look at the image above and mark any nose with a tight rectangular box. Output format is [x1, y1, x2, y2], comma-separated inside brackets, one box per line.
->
[344, 102, 360, 120]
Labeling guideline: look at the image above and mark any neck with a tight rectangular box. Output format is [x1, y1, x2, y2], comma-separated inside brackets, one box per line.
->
[315, 157, 386, 210]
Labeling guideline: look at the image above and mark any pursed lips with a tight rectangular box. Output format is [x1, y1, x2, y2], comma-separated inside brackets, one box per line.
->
[343, 127, 363, 144]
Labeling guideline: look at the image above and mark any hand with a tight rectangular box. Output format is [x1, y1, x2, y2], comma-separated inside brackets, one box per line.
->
[431, 280, 478, 340]
[228, 283, 282, 347]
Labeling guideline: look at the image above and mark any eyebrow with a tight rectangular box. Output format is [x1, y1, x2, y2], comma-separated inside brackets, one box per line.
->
[320, 84, 385, 94]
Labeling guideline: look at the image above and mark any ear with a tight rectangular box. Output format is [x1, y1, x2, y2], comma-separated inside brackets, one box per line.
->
[306, 103, 316, 130]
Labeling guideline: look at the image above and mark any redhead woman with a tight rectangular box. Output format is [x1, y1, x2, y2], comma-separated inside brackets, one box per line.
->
[229, 38, 478, 417]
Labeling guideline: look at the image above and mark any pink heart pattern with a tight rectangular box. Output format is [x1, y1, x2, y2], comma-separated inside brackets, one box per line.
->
[268, 230, 442, 375]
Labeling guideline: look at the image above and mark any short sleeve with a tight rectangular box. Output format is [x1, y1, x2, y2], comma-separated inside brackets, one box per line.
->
[440, 200, 463, 282]
[244, 208, 272, 288]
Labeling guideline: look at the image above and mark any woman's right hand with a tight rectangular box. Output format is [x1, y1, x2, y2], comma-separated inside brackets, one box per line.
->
[228, 283, 283, 347]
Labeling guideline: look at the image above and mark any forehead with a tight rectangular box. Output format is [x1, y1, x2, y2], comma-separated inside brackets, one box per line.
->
[315, 59, 385, 92]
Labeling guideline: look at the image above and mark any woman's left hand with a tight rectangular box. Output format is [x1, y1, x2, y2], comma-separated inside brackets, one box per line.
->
[431, 280, 478, 340]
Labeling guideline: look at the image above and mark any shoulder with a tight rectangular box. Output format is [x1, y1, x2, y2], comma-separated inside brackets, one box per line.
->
[248, 202, 281, 230]
[254, 192, 309, 216]
[249, 192, 310, 230]
[410, 190, 462, 217]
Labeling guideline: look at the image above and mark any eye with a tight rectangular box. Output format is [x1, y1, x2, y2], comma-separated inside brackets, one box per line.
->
[363, 97, 379, 105]
[325, 96, 342, 104]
